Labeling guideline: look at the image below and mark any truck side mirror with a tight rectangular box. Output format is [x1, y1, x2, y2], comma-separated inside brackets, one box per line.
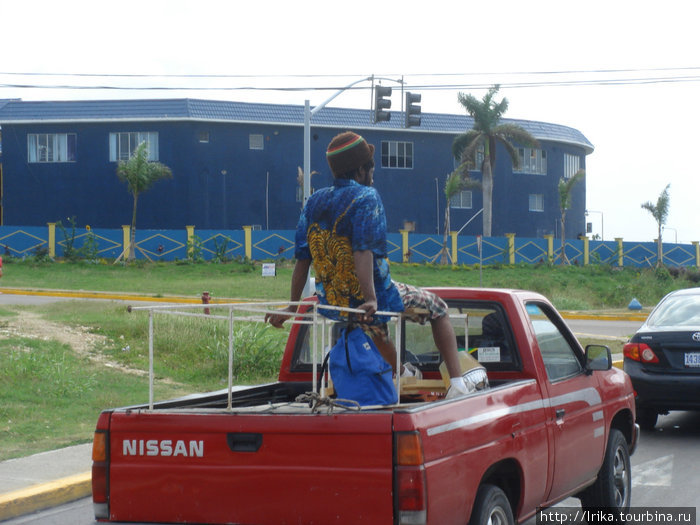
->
[585, 344, 612, 373]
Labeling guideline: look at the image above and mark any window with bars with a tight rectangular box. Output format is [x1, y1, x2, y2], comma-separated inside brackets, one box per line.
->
[27, 133, 77, 163]
[564, 153, 580, 179]
[381, 141, 413, 169]
[450, 190, 473, 209]
[515, 148, 547, 175]
[249, 134, 264, 150]
[529, 193, 544, 212]
[109, 132, 159, 161]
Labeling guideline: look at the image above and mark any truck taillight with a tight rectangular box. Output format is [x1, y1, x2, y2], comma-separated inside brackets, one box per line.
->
[395, 432, 427, 525]
[92, 412, 110, 520]
[623, 342, 659, 363]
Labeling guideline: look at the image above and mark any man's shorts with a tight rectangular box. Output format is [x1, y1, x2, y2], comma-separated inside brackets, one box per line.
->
[362, 281, 448, 342]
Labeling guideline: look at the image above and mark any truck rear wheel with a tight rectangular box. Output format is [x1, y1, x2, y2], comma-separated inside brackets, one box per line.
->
[469, 484, 514, 525]
[579, 429, 631, 512]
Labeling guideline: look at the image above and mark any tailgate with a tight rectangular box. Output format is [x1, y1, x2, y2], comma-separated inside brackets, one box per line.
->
[108, 410, 394, 524]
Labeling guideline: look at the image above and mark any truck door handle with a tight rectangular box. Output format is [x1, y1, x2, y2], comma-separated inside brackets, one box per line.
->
[227, 432, 263, 452]
[555, 409, 565, 419]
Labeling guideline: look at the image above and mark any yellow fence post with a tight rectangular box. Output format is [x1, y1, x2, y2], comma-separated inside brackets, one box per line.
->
[122, 225, 130, 258]
[693, 241, 699, 267]
[582, 236, 590, 265]
[186, 225, 195, 258]
[505, 233, 515, 264]
[243, 225, 252, 260]
[47, 223, 56, 258]
[615, 237, 624, 267]
[544, 234, 554, 263]
[450, 231, 458, 265]
[400, 229, 410, 262]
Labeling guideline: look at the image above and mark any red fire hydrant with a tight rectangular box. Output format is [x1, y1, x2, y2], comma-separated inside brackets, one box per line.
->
[201, 291, 211, 315]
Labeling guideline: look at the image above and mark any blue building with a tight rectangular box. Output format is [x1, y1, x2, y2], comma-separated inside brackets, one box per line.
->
[0, 98, 593, 238]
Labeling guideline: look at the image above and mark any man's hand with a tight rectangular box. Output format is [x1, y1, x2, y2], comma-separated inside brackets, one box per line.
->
[356, 300, 378, 323]
[265, 305, 297, 328]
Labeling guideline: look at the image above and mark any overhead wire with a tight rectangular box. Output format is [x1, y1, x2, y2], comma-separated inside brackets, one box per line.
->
[2, 67, 700, 92]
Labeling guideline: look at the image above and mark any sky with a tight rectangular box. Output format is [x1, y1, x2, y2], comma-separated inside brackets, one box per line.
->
[1, 0, 699, 244]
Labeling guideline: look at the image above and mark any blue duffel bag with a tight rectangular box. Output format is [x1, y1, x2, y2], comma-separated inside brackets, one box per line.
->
[329, 325, 398, 407]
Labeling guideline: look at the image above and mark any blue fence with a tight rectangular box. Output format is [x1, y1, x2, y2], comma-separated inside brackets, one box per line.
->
[0, 225, 697, 268]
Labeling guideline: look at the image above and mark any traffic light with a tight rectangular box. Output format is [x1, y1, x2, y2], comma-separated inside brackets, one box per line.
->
[373, 85, 392, 123]
[405, 92, 421, 128]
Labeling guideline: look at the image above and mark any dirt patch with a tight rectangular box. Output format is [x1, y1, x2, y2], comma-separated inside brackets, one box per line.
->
[0, 311, 148, 377]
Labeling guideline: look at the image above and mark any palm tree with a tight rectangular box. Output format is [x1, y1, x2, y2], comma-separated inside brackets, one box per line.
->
[558, 169, 585, 264]
[435, 171, 480, 264]
[452, 85, 539, 237]
[641, 184, 671, 267]
[116, 142, 172, 261]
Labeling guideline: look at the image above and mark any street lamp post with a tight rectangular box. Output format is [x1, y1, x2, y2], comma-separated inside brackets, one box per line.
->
[585, 209, 604, 241]
[663, 226, 678, 244]
[303, 76, 372, 205]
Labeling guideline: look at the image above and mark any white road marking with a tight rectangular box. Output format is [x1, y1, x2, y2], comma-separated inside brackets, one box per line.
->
[632, 455, 673, 487]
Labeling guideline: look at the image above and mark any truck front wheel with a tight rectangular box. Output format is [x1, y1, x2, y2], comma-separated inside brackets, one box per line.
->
[469, 484, 514, 525]
[579, 428, 631, 512]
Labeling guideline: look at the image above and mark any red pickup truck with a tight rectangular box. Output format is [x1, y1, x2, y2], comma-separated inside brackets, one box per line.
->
[91, 287, 638, 525]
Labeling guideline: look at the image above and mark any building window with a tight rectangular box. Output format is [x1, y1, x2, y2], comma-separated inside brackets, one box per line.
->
[381, 141, 413, 169]
[109, 132, 158, 161]
[249, 134, 264, 150]
[450, 190, 473, 209]
[529, 193, 544, 212]
[198, 131, 210, 143]
[27, 133, 76, 163]
[516, 148, 547, 175]
[564, 153, 580, 179]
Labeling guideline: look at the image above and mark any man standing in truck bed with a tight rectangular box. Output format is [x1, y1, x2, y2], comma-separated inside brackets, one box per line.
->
[266, 131, 470, 398]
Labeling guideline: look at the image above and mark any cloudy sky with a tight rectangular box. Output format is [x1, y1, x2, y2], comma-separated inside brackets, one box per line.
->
[2, 0, 698, 244]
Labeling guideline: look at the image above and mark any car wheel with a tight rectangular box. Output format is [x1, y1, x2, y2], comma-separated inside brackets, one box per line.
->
[469, 484, 514, 525]
[579, 429, 631, 512]
[636, 407, 658, 431]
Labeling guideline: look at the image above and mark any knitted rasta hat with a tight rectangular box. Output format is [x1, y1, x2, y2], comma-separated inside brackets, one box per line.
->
[326, 131, 375, 178]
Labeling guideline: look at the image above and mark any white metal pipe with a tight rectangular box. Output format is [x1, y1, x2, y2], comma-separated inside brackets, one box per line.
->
[148, 310, 154, 410]
[228, 306, 234, 411]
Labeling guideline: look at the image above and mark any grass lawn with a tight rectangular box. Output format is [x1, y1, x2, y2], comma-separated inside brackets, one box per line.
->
[0, 258, 698, 460]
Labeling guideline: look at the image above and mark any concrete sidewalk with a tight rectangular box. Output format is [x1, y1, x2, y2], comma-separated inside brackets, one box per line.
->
[0, 444, 92, 521]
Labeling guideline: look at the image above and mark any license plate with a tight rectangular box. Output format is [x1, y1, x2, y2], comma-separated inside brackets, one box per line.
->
[684, 353, 700, 367]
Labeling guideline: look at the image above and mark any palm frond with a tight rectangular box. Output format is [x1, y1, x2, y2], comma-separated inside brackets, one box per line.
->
[452, 130, 481, 163]
[641, 184, 671, 223]
[558, 170, 585, 211]
[458, 85, 506, 134]
[494, 124, 540, 148]
[499, 139, 521, 168]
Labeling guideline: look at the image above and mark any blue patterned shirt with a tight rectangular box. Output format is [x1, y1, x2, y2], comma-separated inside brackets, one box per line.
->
[295, 179, 403, 320]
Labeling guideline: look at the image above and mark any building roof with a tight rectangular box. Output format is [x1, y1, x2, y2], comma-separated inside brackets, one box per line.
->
[0, 98, 594, 153]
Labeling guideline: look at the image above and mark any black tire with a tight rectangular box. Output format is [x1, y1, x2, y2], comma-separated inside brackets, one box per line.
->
[469, 484, 514, 525]
[636, 407, 658, 431]
[579, 429, 631, 512]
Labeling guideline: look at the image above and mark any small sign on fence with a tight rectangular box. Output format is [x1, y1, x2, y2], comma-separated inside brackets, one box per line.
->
[262, 263, 276, 277]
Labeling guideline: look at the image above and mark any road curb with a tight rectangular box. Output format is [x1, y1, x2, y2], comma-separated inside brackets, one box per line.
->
[0, 471, 92, 521]
[0, 288, 651, 320]
[0, 287, 202, 304]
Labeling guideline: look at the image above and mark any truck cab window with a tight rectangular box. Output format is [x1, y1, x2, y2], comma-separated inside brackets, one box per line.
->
[403, 302, 520, 372]
[525, 302, 582, 381]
